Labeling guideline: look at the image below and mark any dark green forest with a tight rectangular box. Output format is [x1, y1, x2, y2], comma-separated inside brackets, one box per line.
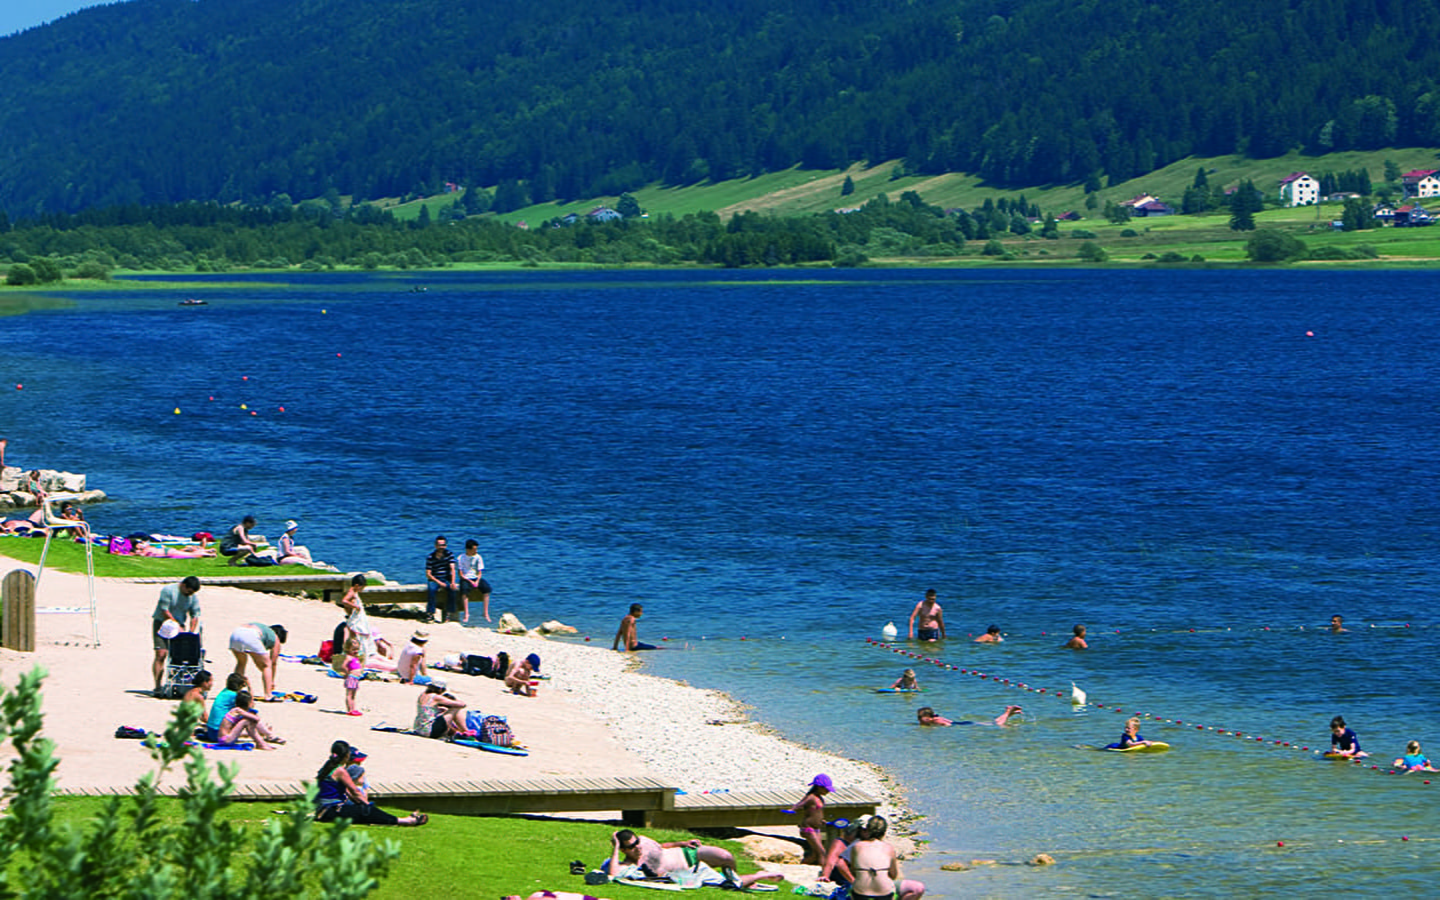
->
[3, 0, 1440, 216]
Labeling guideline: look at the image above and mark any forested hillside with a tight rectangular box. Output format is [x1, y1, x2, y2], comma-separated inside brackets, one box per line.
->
[3, 0, 1440, 215]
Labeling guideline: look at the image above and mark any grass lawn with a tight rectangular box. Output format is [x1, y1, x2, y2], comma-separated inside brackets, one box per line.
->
[43, 796, 787, 897]
[0, 536, 366, 583]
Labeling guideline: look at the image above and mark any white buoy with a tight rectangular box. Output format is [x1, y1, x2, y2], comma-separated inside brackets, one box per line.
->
[1071, 682, 1087, 706]
[881, 621, 898, 639]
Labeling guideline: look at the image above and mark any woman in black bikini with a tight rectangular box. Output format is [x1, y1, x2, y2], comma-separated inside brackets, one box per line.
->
[847, 816, 925, 900]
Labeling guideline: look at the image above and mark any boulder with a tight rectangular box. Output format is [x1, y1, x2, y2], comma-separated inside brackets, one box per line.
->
[496, 612, 527, 634]
[734, 835, 802, 864]
[539, 619, 578, 634]
[1027, 853, 1056, 866]
[939, 862, 969, 872]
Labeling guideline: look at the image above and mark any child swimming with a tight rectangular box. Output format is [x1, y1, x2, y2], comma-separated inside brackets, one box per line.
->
[917, 705, 1022, 727]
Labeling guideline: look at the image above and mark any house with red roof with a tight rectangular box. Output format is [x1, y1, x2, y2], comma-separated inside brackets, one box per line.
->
[1401, 169, 1440, 199]
[1278, 172, 1319, 206]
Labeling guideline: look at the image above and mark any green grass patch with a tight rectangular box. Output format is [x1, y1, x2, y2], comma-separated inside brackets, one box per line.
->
[0, 536, 364, 582]
[43, 797, 784, 897]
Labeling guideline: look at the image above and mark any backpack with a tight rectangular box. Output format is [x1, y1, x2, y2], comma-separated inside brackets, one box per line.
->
[479, 715, 513, 747]
[492, 651, 510, 680]
[319, 639, 334, 663]
[107, 536, 134, 555]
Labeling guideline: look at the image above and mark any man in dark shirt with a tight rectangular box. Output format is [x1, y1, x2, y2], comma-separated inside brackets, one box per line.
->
[424, 536, 458, 623]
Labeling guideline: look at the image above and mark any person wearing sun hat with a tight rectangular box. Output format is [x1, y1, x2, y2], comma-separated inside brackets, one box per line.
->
[397, 629, 430, 683]
[276, 519, 315, 565]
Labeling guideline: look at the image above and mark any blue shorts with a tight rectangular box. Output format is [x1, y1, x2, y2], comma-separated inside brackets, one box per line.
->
[917, 628, 940, 641]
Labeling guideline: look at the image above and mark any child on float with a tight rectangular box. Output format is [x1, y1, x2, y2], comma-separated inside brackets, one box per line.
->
[1393, 740, 1436, 772]
[889, 669, 920, 690]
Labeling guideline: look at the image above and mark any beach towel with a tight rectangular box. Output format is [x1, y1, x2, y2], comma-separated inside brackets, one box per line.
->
[270, 690, 318, 703]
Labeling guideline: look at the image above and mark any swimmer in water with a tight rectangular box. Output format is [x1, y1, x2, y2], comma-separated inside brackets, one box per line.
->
[917, 705, 1022, 727]
[890, 668, 920, 690]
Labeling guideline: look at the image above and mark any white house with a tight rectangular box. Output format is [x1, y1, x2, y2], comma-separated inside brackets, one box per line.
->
[1278, 172, 1319, 206]
[1401, 169, 1440, 199]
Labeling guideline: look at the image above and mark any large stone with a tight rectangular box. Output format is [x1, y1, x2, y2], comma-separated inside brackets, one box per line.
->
[539, 619, 578, 634]
[496, 612, 527, 634]
[1028, 853, 1056, 866]
[735, 834, 802, 863]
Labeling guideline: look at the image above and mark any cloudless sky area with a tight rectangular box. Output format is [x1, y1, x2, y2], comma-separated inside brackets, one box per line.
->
[1, 0, 109, 37]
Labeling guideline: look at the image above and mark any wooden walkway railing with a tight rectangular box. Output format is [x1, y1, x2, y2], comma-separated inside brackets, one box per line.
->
[56, 777, 878, 828]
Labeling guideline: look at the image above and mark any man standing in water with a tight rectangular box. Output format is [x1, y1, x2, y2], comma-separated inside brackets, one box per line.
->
[908, 589, 945, 641]
[612, 603, 657, 651]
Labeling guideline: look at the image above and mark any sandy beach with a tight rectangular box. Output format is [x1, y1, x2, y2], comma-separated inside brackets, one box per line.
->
[0, 553, 903, 856]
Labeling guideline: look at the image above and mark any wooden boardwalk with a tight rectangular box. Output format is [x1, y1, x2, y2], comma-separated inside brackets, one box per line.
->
[55, 777, 878, 828]
[652, 785, 878, 829]
[123, 574, 428, 606]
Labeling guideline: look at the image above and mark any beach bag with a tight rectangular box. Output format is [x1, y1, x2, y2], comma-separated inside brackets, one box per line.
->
[464, 710, 487, 734]
[114, 726, 148, 739]
[479, 714, 512, 747]
[107, 536, 133, 555]
[464, 654, 493, 677]
[319, 639, 334, 663]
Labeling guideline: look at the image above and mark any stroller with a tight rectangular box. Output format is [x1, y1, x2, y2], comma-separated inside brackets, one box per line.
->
[160, 631, 204, 699]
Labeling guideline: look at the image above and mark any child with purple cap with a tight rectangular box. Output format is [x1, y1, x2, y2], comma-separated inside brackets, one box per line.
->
[792, 773, 833, 864]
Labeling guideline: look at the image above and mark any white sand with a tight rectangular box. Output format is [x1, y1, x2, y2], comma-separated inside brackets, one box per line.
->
[0, 555, 905, 835]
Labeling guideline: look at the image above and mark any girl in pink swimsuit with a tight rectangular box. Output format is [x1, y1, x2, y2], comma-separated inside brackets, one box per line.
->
[792, 773, 833, 864]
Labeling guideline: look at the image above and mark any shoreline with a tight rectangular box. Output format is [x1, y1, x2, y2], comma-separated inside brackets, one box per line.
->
[0, 555, 911, 866]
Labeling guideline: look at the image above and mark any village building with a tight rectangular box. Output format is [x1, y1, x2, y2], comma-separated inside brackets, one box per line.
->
[1278, 172, 1319, 206]
[1401, 169, 1440, 199]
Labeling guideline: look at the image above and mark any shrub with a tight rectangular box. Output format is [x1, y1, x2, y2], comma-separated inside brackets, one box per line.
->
[1077, 241, 1108, 262]
[6, 263, 37, 285]
[0, 668, 397, 899]
[1246, 229, 1308, 262]
[72, 260, 111, 280]
[1069, 229, 1096, 239]
[1120, 228, 1139, 238]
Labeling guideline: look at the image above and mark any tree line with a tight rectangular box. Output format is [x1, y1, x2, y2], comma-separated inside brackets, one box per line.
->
[4, 0, 1440, 215]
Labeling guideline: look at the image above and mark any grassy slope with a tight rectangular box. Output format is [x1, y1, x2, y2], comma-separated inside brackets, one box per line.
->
[389, 148, 1440, 224]
[364, 148, 1440, 265]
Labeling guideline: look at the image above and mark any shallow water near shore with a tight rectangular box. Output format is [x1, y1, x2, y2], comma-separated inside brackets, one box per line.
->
[4, 267, 1440, 896]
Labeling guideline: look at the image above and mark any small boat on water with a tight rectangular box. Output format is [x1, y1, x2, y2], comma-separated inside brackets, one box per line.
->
[178, 298, 208, 306]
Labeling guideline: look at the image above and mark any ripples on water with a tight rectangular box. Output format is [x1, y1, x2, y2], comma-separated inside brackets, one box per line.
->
[4, 268, 1438, 896]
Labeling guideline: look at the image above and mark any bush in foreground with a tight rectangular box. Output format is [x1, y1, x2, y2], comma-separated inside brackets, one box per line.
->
[0, 668, 398, 899]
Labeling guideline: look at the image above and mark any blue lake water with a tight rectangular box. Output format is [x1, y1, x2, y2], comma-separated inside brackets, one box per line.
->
[3, 267, 1438, 896]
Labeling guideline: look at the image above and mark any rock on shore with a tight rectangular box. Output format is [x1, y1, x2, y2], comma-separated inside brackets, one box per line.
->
[0, 468, 105, 509]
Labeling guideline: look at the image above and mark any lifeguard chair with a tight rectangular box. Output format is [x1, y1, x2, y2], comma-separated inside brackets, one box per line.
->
[33, 492, 99, 645]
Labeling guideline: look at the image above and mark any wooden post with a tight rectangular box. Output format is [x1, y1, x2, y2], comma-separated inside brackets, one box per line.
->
[2, 569, 36, 652]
